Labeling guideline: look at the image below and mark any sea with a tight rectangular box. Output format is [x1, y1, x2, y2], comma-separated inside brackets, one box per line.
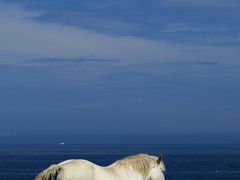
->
[0, 144, 240, 180]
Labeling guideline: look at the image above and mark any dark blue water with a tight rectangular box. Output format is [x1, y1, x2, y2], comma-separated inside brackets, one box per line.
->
[0, 144, 240, 180]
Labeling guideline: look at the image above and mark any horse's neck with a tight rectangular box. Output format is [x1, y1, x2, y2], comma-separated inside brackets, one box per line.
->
[107, 164, 145, 180]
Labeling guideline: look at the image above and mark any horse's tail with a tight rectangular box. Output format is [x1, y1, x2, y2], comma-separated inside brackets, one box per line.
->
[35, 164, 61, 180]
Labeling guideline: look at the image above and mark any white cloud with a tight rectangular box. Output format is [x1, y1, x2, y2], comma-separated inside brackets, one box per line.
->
[0, 2, 239, 66]
[164, 0, 240, 7]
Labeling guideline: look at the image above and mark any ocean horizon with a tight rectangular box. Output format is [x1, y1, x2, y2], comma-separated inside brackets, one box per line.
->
[1, 133, 240, 145]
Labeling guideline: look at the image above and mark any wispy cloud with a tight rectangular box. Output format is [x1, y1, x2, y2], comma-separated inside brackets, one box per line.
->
[23, 57, 117, 64]
[165, 0, 240, 7]
[194, 61, 220, 66]
[0, 3, 191, 63]
[5, 0, 240, 46]
[0, 2, 239, 68]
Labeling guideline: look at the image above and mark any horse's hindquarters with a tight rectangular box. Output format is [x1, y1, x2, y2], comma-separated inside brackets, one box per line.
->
[57, 160, 95, 180]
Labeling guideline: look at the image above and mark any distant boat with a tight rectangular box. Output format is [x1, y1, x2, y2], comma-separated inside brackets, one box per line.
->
[60, 142, 65, 145]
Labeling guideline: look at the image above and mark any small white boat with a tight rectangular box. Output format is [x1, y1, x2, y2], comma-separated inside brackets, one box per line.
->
[60, 142, 65, 145]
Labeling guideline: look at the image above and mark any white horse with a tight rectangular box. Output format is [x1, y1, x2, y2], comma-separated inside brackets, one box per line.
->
[35, 153, 166, 180]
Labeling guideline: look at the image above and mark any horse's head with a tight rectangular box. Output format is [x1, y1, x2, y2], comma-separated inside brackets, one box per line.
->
[145, 155, 166, 180]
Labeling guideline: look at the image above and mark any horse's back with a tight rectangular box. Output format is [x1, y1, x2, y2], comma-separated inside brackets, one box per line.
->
[56, 160, 122, 180]
[57, 160, 95, 180]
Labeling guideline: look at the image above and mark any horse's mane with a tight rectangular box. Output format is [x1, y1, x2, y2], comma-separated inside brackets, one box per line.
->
[113, 154, 158, 177]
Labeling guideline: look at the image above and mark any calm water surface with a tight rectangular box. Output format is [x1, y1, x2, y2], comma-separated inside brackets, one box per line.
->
[0, 144, 240, 180]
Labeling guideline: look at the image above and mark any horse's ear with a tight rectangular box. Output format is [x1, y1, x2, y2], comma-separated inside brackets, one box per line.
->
[157, 154, 162, 164]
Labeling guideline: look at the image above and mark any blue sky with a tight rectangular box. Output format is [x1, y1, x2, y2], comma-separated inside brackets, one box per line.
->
[0, 0, 240, 142]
